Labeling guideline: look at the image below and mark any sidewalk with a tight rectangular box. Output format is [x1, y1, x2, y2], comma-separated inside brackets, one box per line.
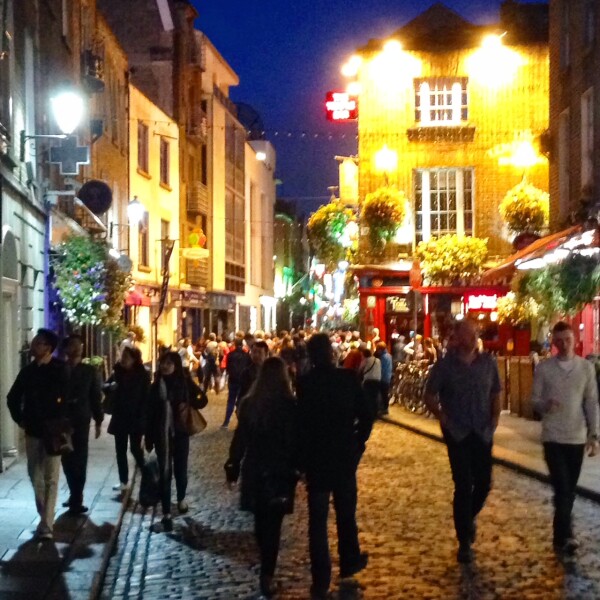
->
[384, 404, 600, 501]
[0, 422, 133, 600]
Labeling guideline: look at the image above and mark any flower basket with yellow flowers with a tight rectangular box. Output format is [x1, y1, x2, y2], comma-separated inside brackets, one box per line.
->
[307, 201, 356, 270]
[497, 291, 540, 326]
[499, 181, 549, 235]
[415, 234, 488, 285]
[361, 187, 407, 255]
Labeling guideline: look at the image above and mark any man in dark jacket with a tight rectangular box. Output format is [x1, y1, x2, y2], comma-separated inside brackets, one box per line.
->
[60, 334, 104, 513]
[222, 337, 251, 428]
[296, 333, 373, 599]
[7, 329, 68, 540]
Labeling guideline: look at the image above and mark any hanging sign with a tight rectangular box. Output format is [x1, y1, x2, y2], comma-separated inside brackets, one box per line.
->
[466, 294, 498, 311]
[325, 91, 358, 122]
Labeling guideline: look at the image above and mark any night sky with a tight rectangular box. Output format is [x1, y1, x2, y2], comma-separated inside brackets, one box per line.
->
[193, 1, 545, 215]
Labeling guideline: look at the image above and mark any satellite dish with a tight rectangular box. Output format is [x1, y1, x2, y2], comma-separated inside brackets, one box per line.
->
[77, 180, 113, 215]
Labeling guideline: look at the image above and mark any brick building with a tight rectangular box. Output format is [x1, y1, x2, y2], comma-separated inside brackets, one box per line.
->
[549, 0, 600, 227]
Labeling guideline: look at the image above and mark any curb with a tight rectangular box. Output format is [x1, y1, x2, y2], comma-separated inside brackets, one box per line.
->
[89, 467, 138, 600]
[382, 415, 600, 505]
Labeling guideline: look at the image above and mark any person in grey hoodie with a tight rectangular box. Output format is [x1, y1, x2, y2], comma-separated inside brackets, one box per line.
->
[532, 321, 599, 555]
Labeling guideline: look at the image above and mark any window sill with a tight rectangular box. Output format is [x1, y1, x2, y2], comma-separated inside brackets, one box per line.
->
[160, 182, 172, 192]
[407, 125, 475, 143]
[138, 265, 152, 273]
[137, 167, 152, 180]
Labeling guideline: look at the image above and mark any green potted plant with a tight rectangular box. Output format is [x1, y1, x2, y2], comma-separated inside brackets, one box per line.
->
[360, 187, 407, 256]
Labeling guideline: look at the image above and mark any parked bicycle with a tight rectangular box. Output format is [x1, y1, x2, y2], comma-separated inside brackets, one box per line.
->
[389, 361, 432, 416]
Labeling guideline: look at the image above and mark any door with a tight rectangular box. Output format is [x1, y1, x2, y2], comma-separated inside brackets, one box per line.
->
[1, 288, 18, 454]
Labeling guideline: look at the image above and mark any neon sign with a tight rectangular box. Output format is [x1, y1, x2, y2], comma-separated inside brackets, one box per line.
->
[466, 294, 498, 311]
[325, 91, 358, 121]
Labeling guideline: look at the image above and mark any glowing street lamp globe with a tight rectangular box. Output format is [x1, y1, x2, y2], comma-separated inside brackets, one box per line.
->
[51, 89, 85, 135]
[127, 196, 145, 225]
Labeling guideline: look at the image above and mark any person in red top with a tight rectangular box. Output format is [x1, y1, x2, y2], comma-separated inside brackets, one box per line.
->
[343, 343, 363, 371]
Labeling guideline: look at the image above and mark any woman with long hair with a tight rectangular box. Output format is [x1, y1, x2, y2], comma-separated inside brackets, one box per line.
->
[106, 346, 150, 492]
[225, 357, 299, 598]
[145, 351, 207, 530]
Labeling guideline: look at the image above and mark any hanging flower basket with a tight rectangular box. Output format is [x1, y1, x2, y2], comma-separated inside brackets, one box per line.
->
[499, 181, 549, 247]
[497, 291, 539, 326]
[361, 187, 407, 256]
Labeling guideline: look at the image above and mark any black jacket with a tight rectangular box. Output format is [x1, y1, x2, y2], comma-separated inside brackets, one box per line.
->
[296, 366, 373, 491]
[239, 363, 260, 399]
[225, 393, 299, 514]
[7, 358, 69, 438]
[106, 363, 151, 436]
[66, 362, 103, 428]
[226, 348, 251, 384]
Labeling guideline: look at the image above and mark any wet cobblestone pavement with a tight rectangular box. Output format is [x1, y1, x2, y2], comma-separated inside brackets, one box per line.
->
[101, 391, 600, 599]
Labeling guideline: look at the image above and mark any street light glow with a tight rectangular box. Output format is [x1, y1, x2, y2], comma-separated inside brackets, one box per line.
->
[346, 81, 361, 96]
[127, 196, 145, 225]
[51, 90, 85, 134]
[256, 151, 267, 161]
[374, 144, 398, 174]
[341, 55, 362, 78]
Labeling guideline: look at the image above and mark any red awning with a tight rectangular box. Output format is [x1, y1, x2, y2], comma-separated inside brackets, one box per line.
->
[480, 226, 581, 285]
[125, 290, 151, 307]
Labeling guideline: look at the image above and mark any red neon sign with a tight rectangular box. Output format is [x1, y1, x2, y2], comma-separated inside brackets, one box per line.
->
[325, 91, 358, 122]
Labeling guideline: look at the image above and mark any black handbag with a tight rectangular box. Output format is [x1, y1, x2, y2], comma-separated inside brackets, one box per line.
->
[139, 456, 161, 507]
[259, 468, 299, 511]
[43, 418, 74, 456]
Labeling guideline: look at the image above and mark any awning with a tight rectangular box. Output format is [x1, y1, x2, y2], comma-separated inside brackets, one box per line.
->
[125, 290, 151, 307]
[480, 226, 581, 285]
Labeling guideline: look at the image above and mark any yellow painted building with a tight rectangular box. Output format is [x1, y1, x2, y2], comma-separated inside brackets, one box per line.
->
[347, 3, 549, 258]
[128, 85, 180, 361]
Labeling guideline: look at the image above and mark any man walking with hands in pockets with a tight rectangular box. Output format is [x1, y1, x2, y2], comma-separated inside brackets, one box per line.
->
[532, 321, 599, 555]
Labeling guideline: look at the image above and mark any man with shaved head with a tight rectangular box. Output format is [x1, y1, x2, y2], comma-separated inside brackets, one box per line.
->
[424, 319, 502, 564]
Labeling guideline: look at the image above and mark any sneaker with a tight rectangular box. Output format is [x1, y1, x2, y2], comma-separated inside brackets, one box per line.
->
[339, 552, 368, 578]
[68, 505, 89, 514]
[177, 500, 189, 514]
[112, 483, 128, 491]
[220, 424, 229, 430]
[38, 531, 53, 541]
[35, 524, 53, 541]
[161, 514, 173, 531]
[457, 543, 473, 563]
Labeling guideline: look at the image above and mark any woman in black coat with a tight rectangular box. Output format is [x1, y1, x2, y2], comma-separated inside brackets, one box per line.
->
[145, 351, 207, 530]
[225, 357, 299, 598]
[106, 346, 150, 491]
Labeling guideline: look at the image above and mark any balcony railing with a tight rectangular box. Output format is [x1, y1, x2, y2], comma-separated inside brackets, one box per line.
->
[81, 49, 105, 94]
[213, 85, 238, 117]
[187, 107, 208, 142]
[186, 181, 209, 214]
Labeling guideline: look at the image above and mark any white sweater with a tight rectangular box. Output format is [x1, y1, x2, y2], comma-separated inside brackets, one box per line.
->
[531, 356, 599, 444]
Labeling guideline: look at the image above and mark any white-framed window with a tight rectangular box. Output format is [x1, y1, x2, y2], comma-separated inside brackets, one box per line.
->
[558, 109, 570, 219]
[137, 121, 149, 173]
[415, 78, 468, 126]
[159, 137, 170, 186]
[581, 88, 594, 187]
[414, 168, 474, 243]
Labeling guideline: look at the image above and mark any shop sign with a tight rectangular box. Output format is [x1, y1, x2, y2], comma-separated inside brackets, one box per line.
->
[325, 91, 358, 121]
[466, 294, 498, 311]
[387, 296, 410, 313]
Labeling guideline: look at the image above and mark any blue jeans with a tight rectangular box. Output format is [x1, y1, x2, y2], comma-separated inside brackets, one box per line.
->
[224, 381, 242, 425]
[307, 475, 362, 590]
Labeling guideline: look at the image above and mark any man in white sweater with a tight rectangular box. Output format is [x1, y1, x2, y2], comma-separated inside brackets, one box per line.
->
[531, 321, 599, 555]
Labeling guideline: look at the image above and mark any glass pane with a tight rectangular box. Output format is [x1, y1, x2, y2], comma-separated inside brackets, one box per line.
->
[432, 215, 439, 230]
[465, 212, 473, 231]
[430, 171, 438, 189]
[416, 214, 422, 230]
[415, 192, 422, 211]
[464, 191, 472, 210]
[449, 213, 457, 230]
[440, 214, 448, 230]
[448, 170, 456, 188]
[449, 192, 456, 211]
[432, 194, 439, 211]
[464, 169, 472, 188]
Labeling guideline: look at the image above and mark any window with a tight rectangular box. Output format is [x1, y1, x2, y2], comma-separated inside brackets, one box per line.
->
[581, 88, 594, 187]
[159, 137, 170, 186]
[160, 219, 170, 273]
[560, 1, 570, 68]
[200, 143, 208, 185]
[558, 109, 570, 219]
[137, 121, 149, 173]
[0, 0, 12, 138]
[585, 0, 595, 48]
[414, 168, 474, 243]
[138, 211, 149, 267]
[415, 78, 468, 125]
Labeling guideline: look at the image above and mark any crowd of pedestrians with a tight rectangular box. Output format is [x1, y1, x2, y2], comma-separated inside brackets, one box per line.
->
[5, 318, 600, 598]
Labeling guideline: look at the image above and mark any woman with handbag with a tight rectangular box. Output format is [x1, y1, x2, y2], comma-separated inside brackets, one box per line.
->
[224, 357, 299, 598]
[106, 346, 150, 492]
[146, 351, 207, 530]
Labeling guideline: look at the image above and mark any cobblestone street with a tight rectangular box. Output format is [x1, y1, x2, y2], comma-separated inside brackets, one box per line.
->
[101, 392, 600, 600]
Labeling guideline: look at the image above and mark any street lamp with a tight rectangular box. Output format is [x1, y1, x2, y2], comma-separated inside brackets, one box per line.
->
[127, 196, 145, 226]
[20, 86, 86, 162]
[374, 144, 398, 185]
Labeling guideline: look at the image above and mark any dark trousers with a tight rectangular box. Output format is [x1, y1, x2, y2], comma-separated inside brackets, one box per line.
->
[114, 432, 145, 485]
[543, 442, 585, 544]
[224, 381, 242, 425]
[362, 380, 380, 422]
[61, 422, 90, 506]
[307, 475, 361, 590]
[379, 380, 391, 414]
[254, 507, 285, 578]
[158, 433, 190, 514]
[443, 430, 493, 545]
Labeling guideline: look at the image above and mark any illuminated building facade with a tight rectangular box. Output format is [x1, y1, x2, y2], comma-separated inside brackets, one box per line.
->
[346, 2, 549, 258]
